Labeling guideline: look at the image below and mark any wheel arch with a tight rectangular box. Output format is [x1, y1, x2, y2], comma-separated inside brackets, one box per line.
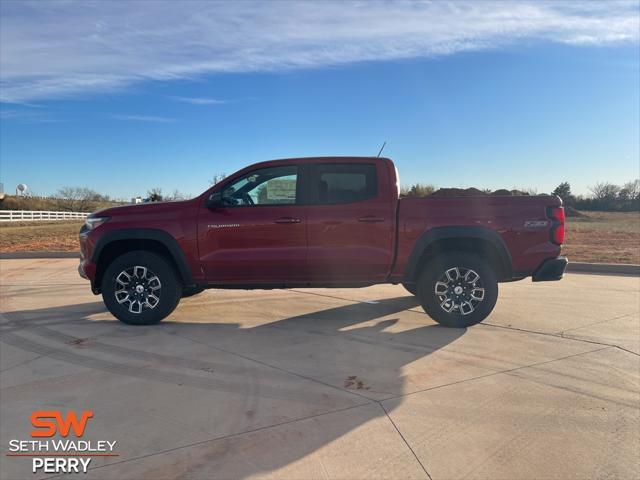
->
[405, 226, 513, 283]
[92, 229, 194, 292]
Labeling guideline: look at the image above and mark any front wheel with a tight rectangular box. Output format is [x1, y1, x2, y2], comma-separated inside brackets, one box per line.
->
[182, 286, 205, 298]
[417, 252, 498, 328]
[402, 283, 417, 295]
[102, 251, 182, 325]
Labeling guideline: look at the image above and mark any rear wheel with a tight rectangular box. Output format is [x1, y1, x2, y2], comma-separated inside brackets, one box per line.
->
[402, 283, 417, 295]
[417, 252, 498, 328]
[102, 251, 182, 325]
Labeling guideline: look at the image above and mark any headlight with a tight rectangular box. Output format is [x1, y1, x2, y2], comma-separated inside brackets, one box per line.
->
[84, 216, 110, 230]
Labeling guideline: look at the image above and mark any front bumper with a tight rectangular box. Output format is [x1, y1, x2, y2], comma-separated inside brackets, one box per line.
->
[78, 230, 98, 289]
[532, 256, 568, 282]
[78, 262, 88, 279]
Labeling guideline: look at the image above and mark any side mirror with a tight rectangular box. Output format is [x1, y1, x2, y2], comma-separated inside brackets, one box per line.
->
[205, 192, 223, 209]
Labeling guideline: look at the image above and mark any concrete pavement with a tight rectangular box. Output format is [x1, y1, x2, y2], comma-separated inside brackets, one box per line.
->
[1, 258, 638, 479]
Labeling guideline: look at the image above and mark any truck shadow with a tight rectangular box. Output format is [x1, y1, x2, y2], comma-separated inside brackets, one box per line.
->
[1, 293, 466, 479]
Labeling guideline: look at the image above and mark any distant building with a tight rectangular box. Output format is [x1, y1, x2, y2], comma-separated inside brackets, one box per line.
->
[131, 196, 143, 204]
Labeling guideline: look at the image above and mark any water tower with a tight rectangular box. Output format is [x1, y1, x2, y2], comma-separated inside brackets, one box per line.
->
[16, 183, 28, 196]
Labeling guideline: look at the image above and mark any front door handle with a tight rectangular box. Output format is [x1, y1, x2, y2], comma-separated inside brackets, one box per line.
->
[358, 216, 385, 223]
[275, 217, 301, 224]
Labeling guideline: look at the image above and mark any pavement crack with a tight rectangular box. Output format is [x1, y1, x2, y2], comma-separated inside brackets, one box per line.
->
[559, 311, 639, 334]
[42, 402, 374, 480]
[379, 345, 611, 402]
[378, 401, 433, 480]
[0, 332, 339, 404]
[481, 322, 639, 357]
[169, 330, 375, 402]
[0, 353, 47, 373]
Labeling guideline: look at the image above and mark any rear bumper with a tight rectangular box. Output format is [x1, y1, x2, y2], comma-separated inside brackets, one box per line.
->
[532, 256, 568, 282]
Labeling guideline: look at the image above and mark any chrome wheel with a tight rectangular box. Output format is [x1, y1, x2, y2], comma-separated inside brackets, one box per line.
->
[434, 267, 485, 315]
[114, 266, 162, 314]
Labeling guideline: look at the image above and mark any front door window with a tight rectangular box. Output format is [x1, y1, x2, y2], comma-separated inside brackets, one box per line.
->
[221, 166, 298, 207]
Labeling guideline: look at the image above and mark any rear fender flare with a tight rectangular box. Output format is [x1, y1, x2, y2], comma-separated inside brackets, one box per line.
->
[404, 226, 513, 281]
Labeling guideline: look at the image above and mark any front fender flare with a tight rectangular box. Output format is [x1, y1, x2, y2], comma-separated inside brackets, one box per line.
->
[92, 228, 194, 286]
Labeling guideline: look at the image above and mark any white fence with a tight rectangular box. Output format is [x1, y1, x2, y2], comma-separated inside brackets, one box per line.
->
[0, 210, 90, 222]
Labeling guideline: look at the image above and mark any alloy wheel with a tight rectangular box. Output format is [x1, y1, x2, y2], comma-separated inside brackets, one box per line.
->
[434, 267, 485, 315]
[114, 266, 162, 314]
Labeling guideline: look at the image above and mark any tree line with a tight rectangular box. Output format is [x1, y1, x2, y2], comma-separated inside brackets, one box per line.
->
[399, 179, 639, 212]
[552, 180, 640, 212]
[3, 177, 638, 212]
[0, 187, 123, 212]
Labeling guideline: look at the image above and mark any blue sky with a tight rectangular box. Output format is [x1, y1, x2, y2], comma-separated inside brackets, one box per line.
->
[1, 1, 638, 199]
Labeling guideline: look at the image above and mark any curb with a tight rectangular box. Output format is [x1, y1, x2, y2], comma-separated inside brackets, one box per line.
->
[1, 252, 638, 276]
[0, 251, 80, 259]
[566, 262, 640, 276]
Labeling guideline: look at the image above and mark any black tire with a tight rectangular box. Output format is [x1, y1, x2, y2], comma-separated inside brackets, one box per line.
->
[182, 286, 205, 298]
[402, 283, 417, 295]
[102, 251, 182, 325]
[417, 252, 498, 328]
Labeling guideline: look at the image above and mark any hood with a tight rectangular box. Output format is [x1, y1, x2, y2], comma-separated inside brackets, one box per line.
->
[90, 198, 198, 218]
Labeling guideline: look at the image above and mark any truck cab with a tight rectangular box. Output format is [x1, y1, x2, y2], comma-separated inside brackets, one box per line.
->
[198, 157, 398, 285]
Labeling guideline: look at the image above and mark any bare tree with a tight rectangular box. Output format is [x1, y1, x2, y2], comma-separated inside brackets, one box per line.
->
[590, 182, 620, 201]
[210, 173, 227, 186]
[589, 182, 621, 210]
[166, 189, 189, 201]
[56, 186, 101, 211]
[147, 187, 164, 202]
[619, 179, 640, 201]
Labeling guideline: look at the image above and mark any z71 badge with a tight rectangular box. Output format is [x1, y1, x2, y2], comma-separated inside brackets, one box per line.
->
[524, 220, 549, 228]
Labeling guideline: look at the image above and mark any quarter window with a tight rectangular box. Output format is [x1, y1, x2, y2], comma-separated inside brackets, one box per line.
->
[221, 166, 298, 206]
[312, 164, 377, 204]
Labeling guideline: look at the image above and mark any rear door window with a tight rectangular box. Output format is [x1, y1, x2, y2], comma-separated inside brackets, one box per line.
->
[310, 163, 377, 204]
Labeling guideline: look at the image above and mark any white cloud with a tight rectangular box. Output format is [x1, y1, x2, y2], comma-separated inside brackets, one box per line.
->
[169, 96, 228, 105]
[1, 1, 638, 103]
[0, 108, 56, 123]
[110, 114, 175, 123]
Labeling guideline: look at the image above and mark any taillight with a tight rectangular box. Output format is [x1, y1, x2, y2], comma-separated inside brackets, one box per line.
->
[547, 206, 565, 245]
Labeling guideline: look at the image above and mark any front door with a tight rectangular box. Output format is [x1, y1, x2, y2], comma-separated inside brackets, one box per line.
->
[197, 165, 307, 283]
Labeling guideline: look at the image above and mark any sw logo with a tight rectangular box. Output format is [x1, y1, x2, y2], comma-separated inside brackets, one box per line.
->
[7, 410, 117, 475]
[31, 410, 94, 438]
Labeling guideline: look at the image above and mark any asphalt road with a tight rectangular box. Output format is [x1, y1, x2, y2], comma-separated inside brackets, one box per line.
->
[1, 259, 638, 479]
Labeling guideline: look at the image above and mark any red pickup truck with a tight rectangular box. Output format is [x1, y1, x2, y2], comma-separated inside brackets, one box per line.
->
[79, 157, 567, 328]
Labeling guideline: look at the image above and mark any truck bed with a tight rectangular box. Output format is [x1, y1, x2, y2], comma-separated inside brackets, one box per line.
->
[392, 195, 562, 279]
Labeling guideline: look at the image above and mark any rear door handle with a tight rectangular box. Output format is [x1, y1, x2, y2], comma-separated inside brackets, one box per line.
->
[358, 216, 385, 223]
[275, 217, 301, 224]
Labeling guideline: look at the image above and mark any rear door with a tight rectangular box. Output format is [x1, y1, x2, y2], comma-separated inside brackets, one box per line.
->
[305, 162, 395, 283]
[197, 164, 308, 283]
